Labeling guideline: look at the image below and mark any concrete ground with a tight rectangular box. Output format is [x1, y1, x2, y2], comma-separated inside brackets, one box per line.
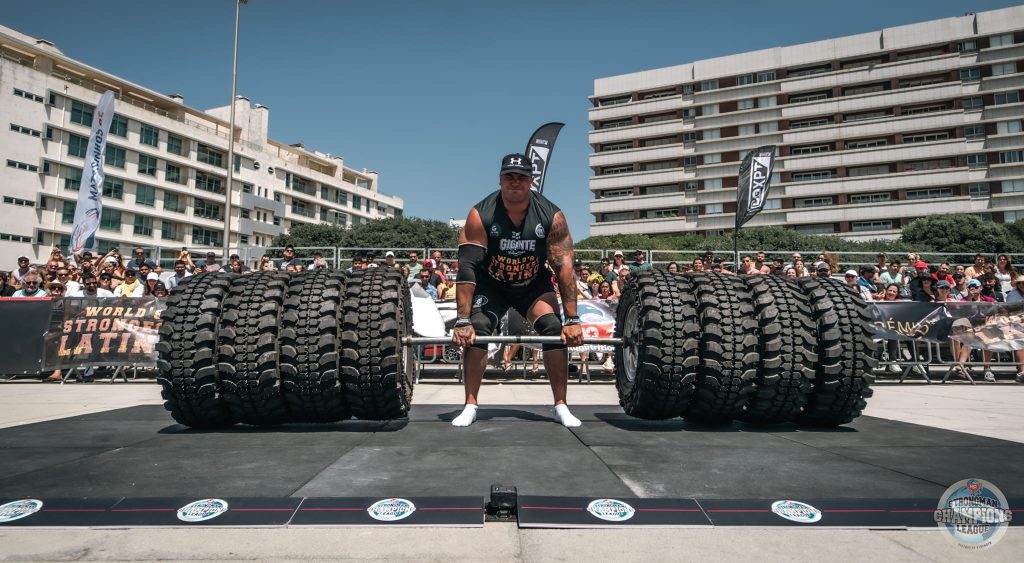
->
[0, 377, 1021, 561]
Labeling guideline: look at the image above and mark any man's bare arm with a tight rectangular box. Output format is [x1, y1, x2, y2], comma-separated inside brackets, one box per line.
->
[547, 212, 577, 318]
[456, 208, 487, 320]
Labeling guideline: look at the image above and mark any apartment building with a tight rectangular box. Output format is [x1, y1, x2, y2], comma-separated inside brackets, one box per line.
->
[0, 24, 402, 267]
[588, 7, 1024, 240]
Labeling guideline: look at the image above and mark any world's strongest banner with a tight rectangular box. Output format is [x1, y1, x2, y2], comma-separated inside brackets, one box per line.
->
[42, 297, 165, 369]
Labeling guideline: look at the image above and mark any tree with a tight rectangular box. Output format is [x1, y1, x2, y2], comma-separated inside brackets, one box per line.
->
[901, 214, 1012, 254]
[272, 217, 459, 252]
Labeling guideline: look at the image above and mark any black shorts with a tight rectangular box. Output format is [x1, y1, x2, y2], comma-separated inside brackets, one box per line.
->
[471, 275, 556, 337]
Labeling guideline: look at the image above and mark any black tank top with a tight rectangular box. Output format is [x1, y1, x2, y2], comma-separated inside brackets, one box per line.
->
[473, 190, 560, 288]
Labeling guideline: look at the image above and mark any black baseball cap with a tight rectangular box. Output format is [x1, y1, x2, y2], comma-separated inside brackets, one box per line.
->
[499, 153, 533, 176]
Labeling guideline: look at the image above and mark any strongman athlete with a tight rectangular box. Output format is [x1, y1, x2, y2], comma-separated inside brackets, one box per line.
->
[450, 153, 584, 427]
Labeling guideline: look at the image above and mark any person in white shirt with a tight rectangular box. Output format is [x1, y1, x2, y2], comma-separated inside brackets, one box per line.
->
[67, 273, 114, 297]
[115, 269, 144, 297]
[164, 260, 192, 291]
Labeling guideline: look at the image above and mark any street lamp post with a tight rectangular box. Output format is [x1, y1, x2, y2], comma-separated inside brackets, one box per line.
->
[223, 0, 246, 262]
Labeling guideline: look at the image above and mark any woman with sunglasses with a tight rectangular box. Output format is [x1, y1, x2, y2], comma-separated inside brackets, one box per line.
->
[0, 272, 15, 297]
[47, 282, 66, 298]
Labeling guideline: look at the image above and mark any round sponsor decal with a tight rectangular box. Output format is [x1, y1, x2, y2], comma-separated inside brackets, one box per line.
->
[0, 499, 43, 523]
[176, 498, 229, 523]
[586, 499, 635, 522]
[367, 498, 416, 522]
[771, 500, 822, 523]
[935, 479, 1012, 550]
[535, 223, 545, 238]
[472, 295, 489, 309]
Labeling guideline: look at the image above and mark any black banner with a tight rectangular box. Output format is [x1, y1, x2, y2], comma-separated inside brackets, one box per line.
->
[525, 122, 564, 193]
[735, 145, 777, 229]
[869, 302, 952, 341]
[42, 297, 165, 369]
[869, 301, 1024, 351]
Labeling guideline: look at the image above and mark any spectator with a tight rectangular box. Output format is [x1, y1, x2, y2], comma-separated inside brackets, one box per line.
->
[784, 267, 798, 279]
[165, 260, 191, 291]
[116, 269, 144, 297]
[815, 262, 832, 278]
[875, 253, 888, 277]
[1005, 275, 1024, 303]
[692, 257, 704, 272]
[613, 266, 630, 296]
[227, 259, 244, 275]
[882, 283, 902, 301]
[365, 251, 379, 269]
[964, 253, 986, 280]
[771, 258, 785, 276]
[423, 260, 443, 288]
[55, 267, 80, 295]
[308, 253, 329, 271]
[880, 260, 905, 293]
[792, 258, 811, 277]
[98, 272, 115, 293]
[384, 251, 397, 269]
[843, 269, 858, 288]
[739, 256, 758, 274]
[11, 255, 32, 286]
[416, 269, 438, 301]
[229, 254, 251, 272]
[125, 247, 159, 273]
[995, 254, 1016, 293]
[963, 278, 994, 302]
[703, 250, 716, 265]
[259, 254, 276, 271]
[153, 282, 169, 299]
[907, 261, 932, 300]
[70, 272, 113, 297]
[12, 273, 46, 297]
[276, 245, 299, 271]
[949, 273, 967, 301]
[934, 280, 955, 302]
[45, 281, 65, 298]
[597, 280, 615, 300]
[0, 272, 15, 296]
[933, 263, 955, 285]
[981, 274, 1004, 302]
[856, 266, 877, 301]
[666, 261, 679, 273]
[957, 279, 997, 381]
[954, 264, 966, 277]
[406, 251, 422, 281]
[783, 252, 803, 272]
[201, 252, 222, 273]
[138, 263, 153, 283]
[400, 265, 411, 281]
[347, 255, 364, 273]
[610, 250, 628, 276]
[629, 250, 652, 273]
[438, 273, 456, 301]
[914, 277, 936, 302]
[753, 251, 772, 274]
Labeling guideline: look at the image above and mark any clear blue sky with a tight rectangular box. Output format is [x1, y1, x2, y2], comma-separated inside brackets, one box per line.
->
[3, 0, 1018, 239]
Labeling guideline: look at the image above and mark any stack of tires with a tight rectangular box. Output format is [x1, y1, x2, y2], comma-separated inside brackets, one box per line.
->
[156, 269, 413, 428]
[615, 270, 875, 426]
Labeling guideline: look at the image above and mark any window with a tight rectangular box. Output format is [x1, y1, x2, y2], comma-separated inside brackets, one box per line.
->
[737, 99, 755, 110]
[737, 74, 754, 85]
[704, 178, 723, 190]
[791, 144, 833, 155]
[138, 154, 157, 176]
[843, 83, 885, 96]
[850, 192, 892, 204]
[61, 201, 76, 224]
[758, 96, 777, 108]
[2, 195, 34, 207]
[962, 97, 984, 110]
[845, 110, 889, 122]
[599, 118, 632, 129]
[234, 154, 241, 173]
[642, 184, 678, 196]
[133, 215, 152, 236]
[763, 199, 782, 210]
[700, 79, 718, 91]
[791, 170, 835, 182]
[682, 132, 697, 143]
[684, 182, 698, 195]
[789, 91, 829, 103]
[110, 114, 128, 137]
[242, 183, 253, 194]
[191, 226, 222, 247]
[641, 113, 674, 124]
[641, 137, 675, 147]
[703, 129, 720, 140]
[99, 208, 121, 231]
[640, 160, 676, 171]
[905, 159, 953, 171]
[67, 133, 88, 158]
[602, 211, 634, 222]
[239, 235, 249, 245]
[994, 92, 1020, 105]
[9, 123, 41, 137]
[907, 188, 954, 200]
[240, 209, 250, 219]
[194, 198, 222, 220]
[992, 62, 1016, 76]
[196, 172, 223, 194]
[164, 192, 185, 213]
[70, 100, 94, 126]
[600, 165, 632, 175]
[967, 154, 988, 168]
[140, 124, 159, 147]
[968, 183, 990, 197]
[795, 224, 836, 235]
[645, 208, 679, 218]
[682, 84, 694, 95]
[957, 40, 978, 52]
[601, 141, 632, 151]
[102, 177, 124, 199]
[197, 144, 225, 167]
[999, 151, 1024, 163]
[787, 64, 831, 77]
[702, 104, 718, 116]
[990, 34, 1014, 47]
[899, 75, 945, 88]
[960, 68, 981, 81]
[167, 134, 184, 156]
[599, 95, 631, 106]
[166, 163, 183, 184]
[790, 117, 831, 129]
[965, 125, 987, 139]
[851, 220, 893, 232]
[12, 88, 44, 102]
[903, 132, 949, 143]
[997, 121, 1023, 134]
[0, 232, 31, 243]
[64, 167, 82, 190]
[757, 71, 776, 82]
[1003, 180, 1024, 193]
[705, 203, 724, 214]
[105, 145, 126, 168]
[797, 197, 833, 208]
[684, 205, 699, 217]
[7, 159, 39, 172]
[738, 124, 755, 136]
[758, 122, 778, 133]
[136, 184, 155, 206]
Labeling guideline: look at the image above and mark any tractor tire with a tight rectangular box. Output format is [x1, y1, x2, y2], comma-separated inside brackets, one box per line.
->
[741, 275, 817, 424]
[216, 272, 291, 425]
[155, 273, 235, 428]
[340, 268, 414, 420]
[615, 269, 700, 419]
[279, 270, 350, 422]
[794, 277, 877, 426]
[683, 272, 759, 423]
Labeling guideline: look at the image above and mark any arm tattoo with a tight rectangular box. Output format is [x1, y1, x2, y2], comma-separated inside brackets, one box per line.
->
[547, 213, 577, 316]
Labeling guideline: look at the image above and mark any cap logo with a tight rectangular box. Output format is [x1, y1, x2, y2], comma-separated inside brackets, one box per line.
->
[508, 157, 523, 167]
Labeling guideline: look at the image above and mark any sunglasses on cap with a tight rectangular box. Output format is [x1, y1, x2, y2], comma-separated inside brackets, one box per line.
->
[48, 286, 64, 292]
[845, 274, 857, 278]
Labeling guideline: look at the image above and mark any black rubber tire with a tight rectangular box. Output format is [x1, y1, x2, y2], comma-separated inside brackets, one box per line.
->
[741, 275, 817, 424]
[683, 272, 759, 424]
[340, 268, 414, 420]
[279, 270, 350, 422]
[615, 269, 700, 419]
[155, 272, 235, 428]
[216, 271, 291, 425]
[794, 277, 877, 426]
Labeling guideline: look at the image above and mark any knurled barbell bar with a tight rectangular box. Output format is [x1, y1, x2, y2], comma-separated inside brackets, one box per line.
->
[403, 336, 625, 346]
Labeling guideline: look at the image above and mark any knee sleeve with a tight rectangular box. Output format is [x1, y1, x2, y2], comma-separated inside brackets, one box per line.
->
[469, 310, 498, 351]
[533, 313, 566, 351]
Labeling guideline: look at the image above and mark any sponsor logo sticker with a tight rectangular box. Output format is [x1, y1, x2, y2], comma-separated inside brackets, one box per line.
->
[586, 499, 635, 522]
[472, 295, 488, 309]
[176, 498, 229, 523]
[771, 500, 822, 523]
[367, 498, 416, 522]
[489, 224, 501, 238]
[535, 223, 545, 238]
[0, 499, 43, 523]
[935, 479, 1012, 550]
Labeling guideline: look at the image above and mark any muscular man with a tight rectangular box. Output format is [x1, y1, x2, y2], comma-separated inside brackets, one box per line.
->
[450, 153, 584, 427]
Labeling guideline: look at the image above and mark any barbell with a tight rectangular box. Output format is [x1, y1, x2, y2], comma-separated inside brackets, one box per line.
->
[403, 336, 624, 346]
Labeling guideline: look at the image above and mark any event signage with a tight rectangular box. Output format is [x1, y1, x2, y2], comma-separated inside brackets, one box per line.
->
[735, 145, 777, 229]
[42, 297, 165, 369]
[525, 122, 564, 193]
[69, 91, 116, 257]
[870, 301, 1024, 351]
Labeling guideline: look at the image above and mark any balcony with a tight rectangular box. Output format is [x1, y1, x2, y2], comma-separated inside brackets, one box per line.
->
[290, 205, 315, 218]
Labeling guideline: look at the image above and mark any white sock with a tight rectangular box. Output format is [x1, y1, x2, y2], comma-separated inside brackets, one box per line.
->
[553, 404, 581, 427]
[451, 404, 478, 427]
